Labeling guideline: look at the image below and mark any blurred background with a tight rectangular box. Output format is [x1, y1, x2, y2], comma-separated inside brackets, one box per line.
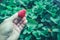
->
[0, 0, 60, 40]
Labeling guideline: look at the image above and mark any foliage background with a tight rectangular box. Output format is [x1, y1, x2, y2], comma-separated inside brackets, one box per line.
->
[0, 0, 60, 40]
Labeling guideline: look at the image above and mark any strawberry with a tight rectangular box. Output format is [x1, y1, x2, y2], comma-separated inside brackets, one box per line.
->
[18, 9, 26, 18]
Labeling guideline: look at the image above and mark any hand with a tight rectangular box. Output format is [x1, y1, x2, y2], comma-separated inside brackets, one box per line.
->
[0, 12, 27, 40]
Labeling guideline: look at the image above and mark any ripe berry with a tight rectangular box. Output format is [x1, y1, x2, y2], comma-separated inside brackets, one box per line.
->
[18, 9, 26, 18]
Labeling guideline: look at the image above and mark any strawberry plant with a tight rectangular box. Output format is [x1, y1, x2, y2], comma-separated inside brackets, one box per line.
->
[0, 0, 60, 40]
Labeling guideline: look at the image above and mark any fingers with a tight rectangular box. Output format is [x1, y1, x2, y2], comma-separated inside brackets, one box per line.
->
[19, 17, 27, 24]
[20, 17, 27, 25]
[14, 17, 27, 33]
[14, 17, 27, 28]
[23, 18, 27, 24]
[16, 17, 27, 30]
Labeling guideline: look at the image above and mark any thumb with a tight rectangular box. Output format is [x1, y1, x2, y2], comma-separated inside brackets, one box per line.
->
[3, 12, 18, 23]
[5, 9, 26, 22]
[9, 12, 18, 21]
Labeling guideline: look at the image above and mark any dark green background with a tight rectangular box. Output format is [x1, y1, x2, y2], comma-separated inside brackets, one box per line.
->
[0, 0, 60, 40]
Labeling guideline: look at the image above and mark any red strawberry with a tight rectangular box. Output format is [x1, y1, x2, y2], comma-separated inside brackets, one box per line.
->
[18, 9, 26, 18]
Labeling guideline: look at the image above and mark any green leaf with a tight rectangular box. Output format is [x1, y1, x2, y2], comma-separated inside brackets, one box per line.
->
[57, 33, 60, 40]
[52, 29, 60, 32]
[25, 35, 31, 40]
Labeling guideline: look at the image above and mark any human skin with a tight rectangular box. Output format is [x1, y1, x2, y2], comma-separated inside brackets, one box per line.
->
[0, 12, 27, 40]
